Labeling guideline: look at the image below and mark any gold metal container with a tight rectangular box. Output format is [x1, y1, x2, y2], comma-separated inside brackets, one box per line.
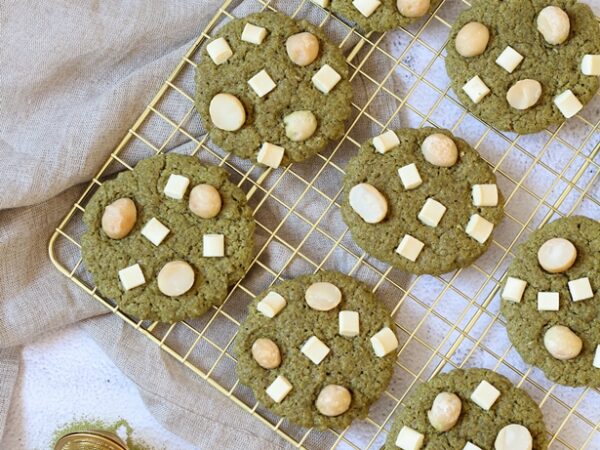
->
[54, 430, 127, 450]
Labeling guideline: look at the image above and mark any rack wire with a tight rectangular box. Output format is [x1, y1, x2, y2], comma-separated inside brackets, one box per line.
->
[48, 0, 600, 448]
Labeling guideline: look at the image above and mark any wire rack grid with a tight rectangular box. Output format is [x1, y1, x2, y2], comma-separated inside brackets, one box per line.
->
[48, 0, 600, 449]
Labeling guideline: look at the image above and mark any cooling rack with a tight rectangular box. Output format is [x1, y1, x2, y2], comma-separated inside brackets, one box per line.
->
[48, 0, 600, 448]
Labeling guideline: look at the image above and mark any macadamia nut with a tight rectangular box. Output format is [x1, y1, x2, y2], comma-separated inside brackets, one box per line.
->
[284, 110, 318, 142]
[455, 22, 490, 57]
[209, 93, 246, 131]
[189, 184, 222, 219]
[506, 80, 542, 110]
[251, 338, 281, 369]
[537, 238, 577, 273]
[397, 0, 430, 18]
[349, 183, 388, 224]
[101, 198, 137, 239]
[157, 261, 195, 297]
[316, 385, 352, 416]
[286, 32, 320, 66]
[421, 133, 458, 167]
[544, 325, 582, 360]
[305, 282, 342, 311]
[537, 6, 570, 45]
[427, 392, 462, 432]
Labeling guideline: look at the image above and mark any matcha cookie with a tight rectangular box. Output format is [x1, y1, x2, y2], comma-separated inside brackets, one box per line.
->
[341, 128, 504, 275]
[383, 368, 547, 449]
[195, 11, 352, 168]
[445, 0, 600, 134]
[501, 216, 599, 387]
[330, 0, 442, 33]
[235, 271, 398, 429]
[81, 153, 254, 323]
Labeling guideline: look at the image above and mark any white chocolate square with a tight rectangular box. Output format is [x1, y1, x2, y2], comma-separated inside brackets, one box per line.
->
[418, 198, 447, 227]
[164, 174, 190, 200]
[118, 264, 145, 291]
[593, 345, 600, 369]
[241, 23, 268, 45]
[582, 55, 600, 76]
[311, 0, 330, 6]
[495, 46, 524, 73]
[465, 214, 494, 244]
[257, 291, 287, 318]
[203, 234, 224, 257]
[312, 64, 342, 94]
[463, 75, 490, 104]
[248, 69, 276, 97]
[301, 336, 330, 365]
[538, 292, 559, 311]
[206, 37, 233, 65]
[370, 327, 399, 357]
[257, 142, 285, 169]
[554, 90, 583, 118]
[373, 130, 399, 154]
[266, 375, 292, 403]
[339, 311, 360, 337]
[501, 277, 527, 303]
[463, 443, 482, 450]
[472, 184, 498, 207]
[568, 277, 594, 302]
[352, 0, 381, 17]
[395, 426, 424, 450]
[470, 380, 501, 410]
[396, 234, 425, 262]
[398, 163, 422, 190]
[141, 218, 170, 246]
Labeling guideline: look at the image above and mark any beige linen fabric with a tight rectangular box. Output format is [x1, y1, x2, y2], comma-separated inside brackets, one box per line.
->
[0, 0, 296, 447]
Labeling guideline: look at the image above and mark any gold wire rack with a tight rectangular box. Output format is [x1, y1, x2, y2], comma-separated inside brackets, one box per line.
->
[48, 0, 600, 448]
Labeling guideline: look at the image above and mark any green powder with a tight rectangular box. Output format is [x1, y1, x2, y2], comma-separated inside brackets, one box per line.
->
[51, 417, 160, 450]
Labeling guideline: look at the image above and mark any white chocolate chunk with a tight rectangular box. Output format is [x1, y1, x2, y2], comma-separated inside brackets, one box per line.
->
[252, 338, 281, 369]
[470, 380, 500, 410]
[248, 69, 276, 98]
[544, 325, 582, 360]
[421, 133, 458, 167]
[141, 217, 170, 246]
[164, 174, 190, 200]
[506, 80, 542, 110]
[286, 32, 320, 67]
[301, 336, 330, 365]
[455, 22, 489, 58]
[472, 184, 498, 207]
[189, 184, 222, 219]
[266, 375, 292, 403]
[463, 75, 490, 104]
[501, 277, 527, 303]
[339, 311, 360, 337]
[537, 6, 570, 45]
[241, 23, 267, 45]
[101, 198, 137, 239]
[494, 424, 533, 450]
[398, 163, 423, 190]
[463, 443, 482, 450]
[284, 111, 317, 141]
[537, 237, 577, 273]
[465, 214, 494, 244]
[537, 292, 559, 311]
[568, 277, 593, 302]
[370, 327, 399, 357]
[373, 130, 399, 154]
[582, 55, 600, 76]
[257, 142, 285, 169]
[396, 234, 425, 262]
[349, 183, 388, 224]
[209, 93, 246, 131]
[554, 90, 583, 118]
[311, 0, 330, 6]
[395, 426, 424, 450]
[157, 261, 195, 297]
[593, 345, 600, 369]
[352, 0, 381, 18]
[202, 233, 224, 257]
[257, 291, 287, 318]
[118, 264, 145, 291]
[312, 64, 341, 94]
[206, 37, 233, 65]
[397, 0, 430, 18]
[495, 46, 524, 73]
[305, 282, 342, 311]
[418, 198, 446, 228]
[316, 385, 352, 417]
[427, 392, 462, 432]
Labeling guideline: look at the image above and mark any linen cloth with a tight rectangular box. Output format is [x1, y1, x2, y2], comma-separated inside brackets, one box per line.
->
[0, 0, 308, 447]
